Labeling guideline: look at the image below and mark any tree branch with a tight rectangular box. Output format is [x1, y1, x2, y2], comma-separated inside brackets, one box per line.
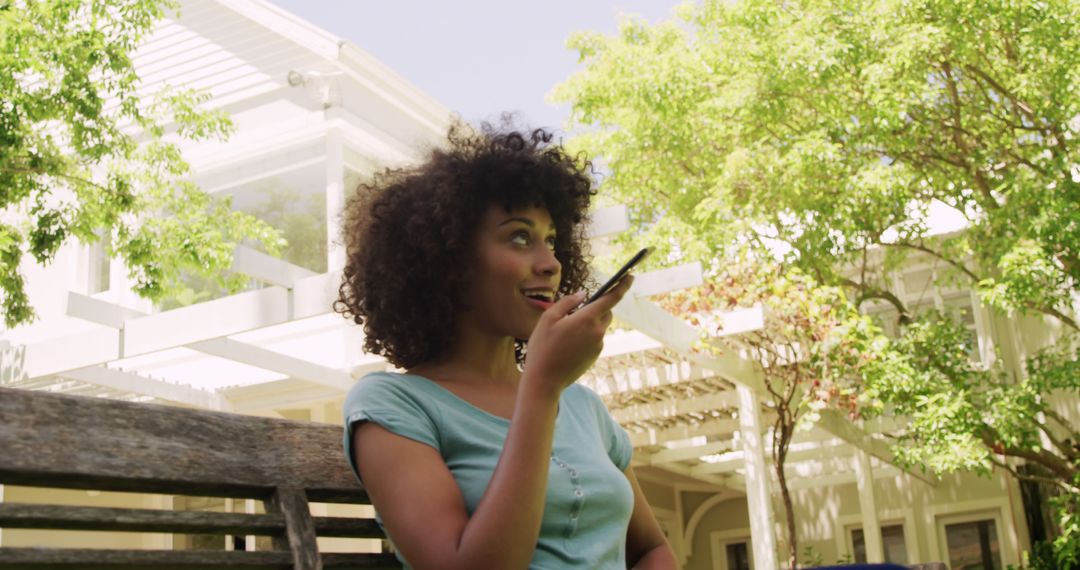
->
[880, 241, 981, 282]
[1035, 416, 1079, 462]
[981, 429, 1079, 483]
[838, 276, 911, 323]
[1043, 408, 1080, 443]
[988, 454, 1080, 495]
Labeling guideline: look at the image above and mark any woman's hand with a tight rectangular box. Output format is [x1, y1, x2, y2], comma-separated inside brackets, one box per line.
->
[522, 275, 635, 397]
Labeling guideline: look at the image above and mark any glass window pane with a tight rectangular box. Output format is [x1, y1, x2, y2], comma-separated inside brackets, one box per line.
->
[725, 541, 751, 570]
[852, 524, 907, 564]
[852, 528, 867, 563]
[882, 524, 908, 564]
[89, 238, 111, 294]
[945, 519, 1002, 570]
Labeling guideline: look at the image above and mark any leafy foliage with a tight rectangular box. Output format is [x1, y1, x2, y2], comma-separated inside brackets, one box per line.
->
[0, 0, 283, 326]
[663, 252, 893, 568]
[554, 0, 1080, 561]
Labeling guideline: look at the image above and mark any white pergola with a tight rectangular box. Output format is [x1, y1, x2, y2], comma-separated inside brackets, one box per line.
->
[0, 202, 935, 567]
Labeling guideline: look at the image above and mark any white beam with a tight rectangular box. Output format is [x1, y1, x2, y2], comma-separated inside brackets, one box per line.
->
[124, 287, 291, 357]
[232, 245, 316, 288]
[66, 292, 360, 392]
[292, 271, 341, 319]
[586, 204, 630, 238]
[644, 440, 736, 465]
[817, 409, 936, 485]
[611, 391, 738, 425]
[66, 292, 145, 328]
[63, 366, 232, 411]
[628, 418, 741, 447]
[738, 385, 778, 570]
[630, 262, 703, 299]
[597, 330, 663, 359]
[705, 305, 766, 338]
[189, 338, 353, 391]
[609, 284, 705, 355]
[0, 328, 120, 381]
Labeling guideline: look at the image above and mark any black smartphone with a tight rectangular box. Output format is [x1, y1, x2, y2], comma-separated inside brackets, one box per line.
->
[584, 247, 653, 305]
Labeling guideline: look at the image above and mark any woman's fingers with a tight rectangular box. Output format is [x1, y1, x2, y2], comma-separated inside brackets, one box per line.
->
[578, 274, 635, 318]
[546, 290, 586, 321]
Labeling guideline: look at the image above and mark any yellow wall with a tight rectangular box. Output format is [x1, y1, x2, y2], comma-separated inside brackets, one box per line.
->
[672, 467, 1031, 569]
[1, 486, 171, 549]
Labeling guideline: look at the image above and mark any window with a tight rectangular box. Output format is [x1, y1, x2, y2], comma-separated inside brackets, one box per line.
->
[724, 541, 751, 570]
[88, 237, 110, 294]
[851, 524, 909, 564]
[944, 519, 1002, 570]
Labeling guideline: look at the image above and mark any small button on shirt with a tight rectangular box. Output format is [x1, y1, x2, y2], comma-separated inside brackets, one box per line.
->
[343, 372, 635, 569]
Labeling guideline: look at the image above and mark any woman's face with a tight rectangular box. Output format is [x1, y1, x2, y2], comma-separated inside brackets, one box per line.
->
[460, 204, 563, 340]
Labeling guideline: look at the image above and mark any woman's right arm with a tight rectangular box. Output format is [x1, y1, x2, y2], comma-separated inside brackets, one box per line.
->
[353, 382, 559, 570]
[353, 277, 633, 569]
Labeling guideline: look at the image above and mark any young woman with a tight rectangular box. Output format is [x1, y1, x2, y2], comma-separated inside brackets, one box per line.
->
[336, 122, 677, 569]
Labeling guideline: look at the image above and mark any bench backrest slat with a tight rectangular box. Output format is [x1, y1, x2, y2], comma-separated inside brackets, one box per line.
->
[0, 386, 397, 569]
[0, 387, 360, 497]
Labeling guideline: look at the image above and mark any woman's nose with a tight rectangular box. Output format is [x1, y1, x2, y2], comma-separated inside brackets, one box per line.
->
[535, 247, 561, 276]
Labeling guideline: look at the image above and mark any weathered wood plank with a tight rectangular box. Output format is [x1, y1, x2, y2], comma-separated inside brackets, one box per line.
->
[267, 487, 321, 570]
[0, 503, 285, 535]
[0, 549, 402, 569]
[0, 503, 384, 538]
[0, 548, 292, 569]
[0, 387, 363, 497]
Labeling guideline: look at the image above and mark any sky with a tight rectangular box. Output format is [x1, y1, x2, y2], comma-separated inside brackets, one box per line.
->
[265, 0, 681, 132]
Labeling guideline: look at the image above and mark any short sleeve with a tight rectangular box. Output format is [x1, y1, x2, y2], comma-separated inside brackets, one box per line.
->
[578, 384, 633, 471]
[342, 372, 441, 483]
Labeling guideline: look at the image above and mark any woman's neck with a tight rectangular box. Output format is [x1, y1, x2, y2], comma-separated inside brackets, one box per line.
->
[412, 329, 521, 387]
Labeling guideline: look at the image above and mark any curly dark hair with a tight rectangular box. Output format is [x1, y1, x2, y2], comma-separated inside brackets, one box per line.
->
[334, 120, 597, 370]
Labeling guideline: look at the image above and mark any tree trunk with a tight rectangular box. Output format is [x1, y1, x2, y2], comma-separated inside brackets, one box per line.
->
[774, 418, 798, 570]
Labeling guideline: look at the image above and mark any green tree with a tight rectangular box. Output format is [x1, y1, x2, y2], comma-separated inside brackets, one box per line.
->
[554, 0, 1080, 564]
[663, 251, 890, 569]
[0, 0, 283, 327]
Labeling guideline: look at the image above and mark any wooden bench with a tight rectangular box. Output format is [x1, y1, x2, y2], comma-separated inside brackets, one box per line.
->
[0, 386, 401, 569]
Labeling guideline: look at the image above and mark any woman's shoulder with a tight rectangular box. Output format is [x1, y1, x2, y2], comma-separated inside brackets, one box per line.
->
[564, 381, 602, 400]
[562, 382, 607, 413]
[345, 371, 430, 407]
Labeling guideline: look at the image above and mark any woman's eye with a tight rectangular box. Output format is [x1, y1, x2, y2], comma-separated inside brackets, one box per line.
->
[546, 237, 557, 250]
[511, 232, 530, 246]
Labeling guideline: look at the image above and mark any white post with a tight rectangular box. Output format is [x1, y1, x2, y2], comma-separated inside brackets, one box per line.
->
[326, 128, 346, 272]
[246, 499, 257, 551]
[854, 450, 884, 563]
[737, 385, 777, 570]
[148, 494, 174, 549]
[224, 497, 235, 551]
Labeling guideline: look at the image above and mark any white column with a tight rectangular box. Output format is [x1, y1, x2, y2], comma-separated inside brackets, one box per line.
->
[224, 497, 235, 551]
[325, 128, 346, 272]
[246, 499, 257, 551]
[148, 494, 174, 549]
[737, 385, 777, 570]
[854, 450, 883, 563]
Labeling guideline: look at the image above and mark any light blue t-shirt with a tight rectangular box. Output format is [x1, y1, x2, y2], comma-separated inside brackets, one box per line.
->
[342, 372, 635, 569]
